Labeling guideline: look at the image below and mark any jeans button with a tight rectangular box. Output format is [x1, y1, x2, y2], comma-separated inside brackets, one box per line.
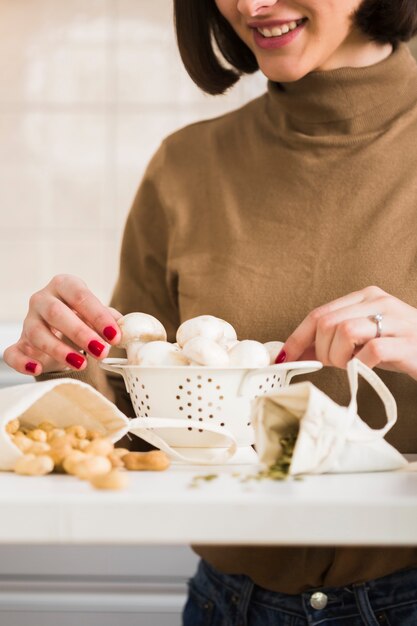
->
[310, 591, 328, 610]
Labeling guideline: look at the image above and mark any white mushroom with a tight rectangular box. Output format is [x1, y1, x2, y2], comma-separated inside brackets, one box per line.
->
[228, 340, 270, 368]
[124, 341, 144, 364]
[219, 337, 240, 350]
[117, 313, 167, 364]
[182, 336, 230, 367]
[176, 315, 237, 348]
[264, 341, 285, 365]
[136, 341, 190, 366]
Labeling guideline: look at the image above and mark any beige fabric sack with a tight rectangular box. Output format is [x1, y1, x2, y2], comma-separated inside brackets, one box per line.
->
[0, 378, 130, 471]
[0, 378, 237, 470]
[252, 359, 408, 475]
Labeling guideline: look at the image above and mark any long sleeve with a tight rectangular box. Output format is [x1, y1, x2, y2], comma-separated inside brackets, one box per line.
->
[106, 142, 180, 417]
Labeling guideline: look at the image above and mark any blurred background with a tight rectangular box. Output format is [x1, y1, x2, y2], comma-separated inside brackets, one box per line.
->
[0, 0, 265, 330]
[0, 0, 416, 331]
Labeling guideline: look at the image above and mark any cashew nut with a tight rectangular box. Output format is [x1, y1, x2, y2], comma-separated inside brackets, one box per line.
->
[14, 454, 54, 476]
[6, 419, 20, 435]
[88, 470, 129, 491]
[72, 455, 113, 480]
[123, 450, 170, 471]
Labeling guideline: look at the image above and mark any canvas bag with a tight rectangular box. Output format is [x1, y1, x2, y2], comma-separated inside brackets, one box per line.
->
[252, 359, 408, 475]
[0, 378, 237, 471]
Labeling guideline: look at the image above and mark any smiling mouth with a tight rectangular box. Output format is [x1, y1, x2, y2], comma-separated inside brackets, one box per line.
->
[256, 18, 307, 38]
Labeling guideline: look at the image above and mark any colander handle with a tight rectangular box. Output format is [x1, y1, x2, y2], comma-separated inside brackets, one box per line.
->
[127, 417, 238, 465]
[238, 361, 322, 396]
[284, 361, 323, 385]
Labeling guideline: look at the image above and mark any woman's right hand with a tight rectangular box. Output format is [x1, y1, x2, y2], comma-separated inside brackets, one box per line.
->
[4, 274, 122, 376]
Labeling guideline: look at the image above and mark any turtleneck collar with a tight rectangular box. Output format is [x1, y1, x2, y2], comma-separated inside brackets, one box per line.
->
[265, 44, 417, 137]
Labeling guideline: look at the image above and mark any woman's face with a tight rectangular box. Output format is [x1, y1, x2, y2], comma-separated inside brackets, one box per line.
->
[214, 0, 391, 81]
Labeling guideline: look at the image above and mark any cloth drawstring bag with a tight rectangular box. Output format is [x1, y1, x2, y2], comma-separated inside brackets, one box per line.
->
[0, 378, 236, 470]
[252, 359, 408, 475]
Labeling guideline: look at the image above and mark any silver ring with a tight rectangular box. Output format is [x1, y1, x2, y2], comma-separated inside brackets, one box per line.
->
[369, 313, 383, 338]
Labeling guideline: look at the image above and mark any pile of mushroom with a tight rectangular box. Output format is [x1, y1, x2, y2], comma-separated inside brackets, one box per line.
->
[117, 313, 284, 368]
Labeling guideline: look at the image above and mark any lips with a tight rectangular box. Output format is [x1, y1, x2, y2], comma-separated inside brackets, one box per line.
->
[251, 18, 307, 50]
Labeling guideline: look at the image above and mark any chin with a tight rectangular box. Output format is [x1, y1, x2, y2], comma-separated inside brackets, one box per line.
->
[260, 64, 311, 83]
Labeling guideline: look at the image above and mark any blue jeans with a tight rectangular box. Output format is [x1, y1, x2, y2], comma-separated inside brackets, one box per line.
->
[182, 559, 417, 626]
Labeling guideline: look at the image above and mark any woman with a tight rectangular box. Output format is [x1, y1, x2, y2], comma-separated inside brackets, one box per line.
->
[5, 0, 417, 624]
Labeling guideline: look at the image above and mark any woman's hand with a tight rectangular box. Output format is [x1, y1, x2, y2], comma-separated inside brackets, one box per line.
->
[280, 286, 417, 381]
[4, 274, 122, 376]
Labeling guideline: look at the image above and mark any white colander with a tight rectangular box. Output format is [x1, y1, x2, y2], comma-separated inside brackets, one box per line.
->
[101, 359, 322, 465]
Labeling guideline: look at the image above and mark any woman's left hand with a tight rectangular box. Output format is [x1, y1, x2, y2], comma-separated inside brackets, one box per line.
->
[280, 286, 417, 381]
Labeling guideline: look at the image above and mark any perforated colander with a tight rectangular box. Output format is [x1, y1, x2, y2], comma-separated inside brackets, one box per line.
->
[101, 359, 322, 464]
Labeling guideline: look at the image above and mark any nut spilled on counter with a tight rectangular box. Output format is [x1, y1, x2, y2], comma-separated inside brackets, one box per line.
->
[6, 418, 170, 490]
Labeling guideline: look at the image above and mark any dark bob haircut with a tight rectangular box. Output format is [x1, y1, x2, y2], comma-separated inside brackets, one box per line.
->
[173, 0, 417, 95]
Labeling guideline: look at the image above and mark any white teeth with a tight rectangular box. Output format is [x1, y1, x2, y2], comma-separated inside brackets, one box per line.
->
[257, 19, 302, 38]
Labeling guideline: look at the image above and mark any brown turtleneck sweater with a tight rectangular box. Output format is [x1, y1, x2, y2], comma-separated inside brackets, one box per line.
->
[58, 44, 417, 593]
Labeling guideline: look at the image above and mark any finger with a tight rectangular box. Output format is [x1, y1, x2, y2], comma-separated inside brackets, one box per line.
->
[355, 337, 417, 380]
[46, 275, 121, 344]
[283, 290, 387, 362]
[22, 318, 88, 372]
[33, 296, 112, 360]
[4, 343, 42, 376]
[328, 315, 416, 368]
[3, 341, 63, 376]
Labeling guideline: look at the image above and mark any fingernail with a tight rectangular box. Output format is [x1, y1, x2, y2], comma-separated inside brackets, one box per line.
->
[88, 340, 105, 357]
[25, 362, 37, 374]
[275, 350, 287, 364]
[103, 326, 117, 341]
[66, 353, 85, 369]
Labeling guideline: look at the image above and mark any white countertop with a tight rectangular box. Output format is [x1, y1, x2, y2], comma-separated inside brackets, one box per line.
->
[0, 462, 416, 546]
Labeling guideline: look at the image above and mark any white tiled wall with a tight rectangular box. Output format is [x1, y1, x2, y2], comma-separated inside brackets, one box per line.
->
[1, 2, 416, 325]
[0, 0, 266, 323]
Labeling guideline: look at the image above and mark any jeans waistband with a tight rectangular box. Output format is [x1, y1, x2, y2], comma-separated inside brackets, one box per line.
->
[197, 559, 417, 614]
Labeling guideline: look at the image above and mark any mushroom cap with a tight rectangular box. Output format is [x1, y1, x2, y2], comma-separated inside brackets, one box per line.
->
[264, 341, 285, 365]
[182, 336, 230, 367]
[117, 312, 167, 348]
[219, 337, 240, 350]
[135, 341, 189, 367]
[176, 315, 237, 348]
[228, 340, 270, 368]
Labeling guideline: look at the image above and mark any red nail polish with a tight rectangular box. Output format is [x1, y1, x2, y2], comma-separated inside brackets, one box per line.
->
[103, 326, 117, 341]
[66, 352, 85, 369]
[88, 340, 105, 357]
[25, 362, 37, 373]
[275, 350, 287, 364]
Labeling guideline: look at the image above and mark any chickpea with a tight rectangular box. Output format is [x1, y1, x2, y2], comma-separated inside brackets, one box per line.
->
[88, 470, 129, 491]
[6, 419, 20, 435]
[14, 454, 54, 476]
[123, 450, 170, 472]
